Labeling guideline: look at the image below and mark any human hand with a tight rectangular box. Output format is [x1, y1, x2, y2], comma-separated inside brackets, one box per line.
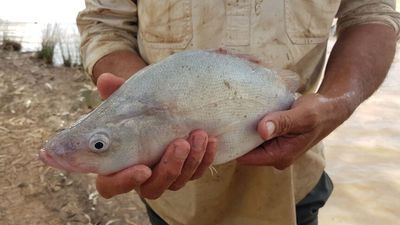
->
[237, 93, 350, 169]
[94, 73, 217, 199]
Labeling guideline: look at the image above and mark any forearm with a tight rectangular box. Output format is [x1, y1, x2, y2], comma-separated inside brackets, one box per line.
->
[77, 0, 140, 81]
[92, 50, 147, 83]
[318, 24, 396, 118]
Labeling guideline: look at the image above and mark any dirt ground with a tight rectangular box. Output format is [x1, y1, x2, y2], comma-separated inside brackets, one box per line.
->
[0, 50, 150, 225]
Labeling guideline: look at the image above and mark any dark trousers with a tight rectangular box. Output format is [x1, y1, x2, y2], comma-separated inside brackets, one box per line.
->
[145, 172, 333, 225]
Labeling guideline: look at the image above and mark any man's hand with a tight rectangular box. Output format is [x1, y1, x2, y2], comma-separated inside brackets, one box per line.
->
[238, 24, 396, 169]
[237, 93, 348, 169]
[95, 73, 217, 199]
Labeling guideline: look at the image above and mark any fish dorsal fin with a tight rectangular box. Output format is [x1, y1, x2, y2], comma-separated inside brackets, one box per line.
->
[208, 48, 301, 92]
[208, 48, 273, 67]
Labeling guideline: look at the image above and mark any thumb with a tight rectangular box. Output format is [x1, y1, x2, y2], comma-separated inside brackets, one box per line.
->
[257, 109, 302, 140]
[96, 73, 126, 100]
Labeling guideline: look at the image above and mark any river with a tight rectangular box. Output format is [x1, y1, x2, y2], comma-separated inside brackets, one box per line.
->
[0, 21, 81, 65]
[320, 42, 400, 224]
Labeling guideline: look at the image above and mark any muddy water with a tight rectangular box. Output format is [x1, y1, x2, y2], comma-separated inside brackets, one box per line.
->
[320, 44, 400, 224]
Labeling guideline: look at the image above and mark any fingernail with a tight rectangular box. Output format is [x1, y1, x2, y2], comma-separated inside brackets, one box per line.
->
[266, 121, 275, 138]
[174, 144, 188, 159]
[193, 135, 205, 151]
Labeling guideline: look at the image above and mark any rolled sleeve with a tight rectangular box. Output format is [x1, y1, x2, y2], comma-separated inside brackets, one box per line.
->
[337, 0, 400, 36]
[77, 0, 138, 76]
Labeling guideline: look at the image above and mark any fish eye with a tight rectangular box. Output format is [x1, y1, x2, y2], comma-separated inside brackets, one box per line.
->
[94, 142, 104, 150]
[89, 132, 110, 153]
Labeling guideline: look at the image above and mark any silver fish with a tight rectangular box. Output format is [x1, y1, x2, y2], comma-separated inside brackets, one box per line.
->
[39, 50, 298, 175]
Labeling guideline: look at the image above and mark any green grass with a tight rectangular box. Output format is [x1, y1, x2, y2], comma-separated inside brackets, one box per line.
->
[60, 32, 81, 67]
[60, 38, 73, 67]
[37, 23, 60, 64]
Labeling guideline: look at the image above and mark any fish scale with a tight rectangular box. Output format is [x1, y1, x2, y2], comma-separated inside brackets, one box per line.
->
[39, 50, 297, 175]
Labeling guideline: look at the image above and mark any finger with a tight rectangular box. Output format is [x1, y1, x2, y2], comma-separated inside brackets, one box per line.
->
[237, 134, 309, 169]
[140, 139, 190, 199]
[169, 130, 208, 190]
[257, 110, 297, 140]
[257, 105, 318, 140]
[236, 141, 279, 166]
[96, 73, 125, 100]
[96, 165, 152, 199]
[191, 137, 217, 180]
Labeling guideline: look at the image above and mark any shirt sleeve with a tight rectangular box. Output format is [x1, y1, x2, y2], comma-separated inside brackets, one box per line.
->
[76, 0, 138, 76]
[337, 0, 400, 36]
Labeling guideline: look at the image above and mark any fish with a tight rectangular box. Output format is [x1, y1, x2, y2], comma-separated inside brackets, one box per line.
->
[39, 50, 299, 175]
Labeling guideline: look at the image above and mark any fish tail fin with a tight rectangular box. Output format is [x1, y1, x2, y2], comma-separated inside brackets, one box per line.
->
[275, 69, 301, 93]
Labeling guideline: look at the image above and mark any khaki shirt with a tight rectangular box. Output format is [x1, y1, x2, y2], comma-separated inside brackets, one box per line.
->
[77, 1, 400, 224]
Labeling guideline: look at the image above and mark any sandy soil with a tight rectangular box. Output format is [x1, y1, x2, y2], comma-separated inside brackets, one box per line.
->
[0, 50, 150, 225]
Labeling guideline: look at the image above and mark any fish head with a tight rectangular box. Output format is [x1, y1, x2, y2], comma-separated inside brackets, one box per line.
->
[39, 121, 144, 175]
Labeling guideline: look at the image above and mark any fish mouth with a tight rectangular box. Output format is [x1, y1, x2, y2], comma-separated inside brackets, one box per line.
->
[39, 149, 95, 173]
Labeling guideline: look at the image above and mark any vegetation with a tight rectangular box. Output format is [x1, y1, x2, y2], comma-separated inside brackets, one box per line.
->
[0, 21, 81, 67]
[60, 40, 72, 67]
[37, 23, 60, 64]
[1, 36, 22, 51]
[60, 33, 81, 67]
[0, 21, 22, 52]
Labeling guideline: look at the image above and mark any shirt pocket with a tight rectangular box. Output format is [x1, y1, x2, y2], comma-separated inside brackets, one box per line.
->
[138, 0, 192, 49]
[284, 0, 340, 44]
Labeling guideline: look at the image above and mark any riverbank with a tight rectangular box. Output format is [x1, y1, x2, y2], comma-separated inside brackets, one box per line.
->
[0, 50, 150, 225]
